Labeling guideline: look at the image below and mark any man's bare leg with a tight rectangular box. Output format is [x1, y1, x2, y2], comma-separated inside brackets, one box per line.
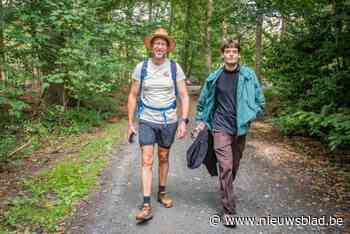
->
[136, 145, 154, 221]
[157, 146, 173, 208]
[141, 145, 154, 197]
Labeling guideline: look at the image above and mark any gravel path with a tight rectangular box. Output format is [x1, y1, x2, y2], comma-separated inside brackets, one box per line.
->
[65, 119, 347, 234]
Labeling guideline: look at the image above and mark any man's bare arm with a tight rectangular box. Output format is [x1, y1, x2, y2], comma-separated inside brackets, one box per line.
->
[177, 80, 189, 120]
[127, 80, 141, 139]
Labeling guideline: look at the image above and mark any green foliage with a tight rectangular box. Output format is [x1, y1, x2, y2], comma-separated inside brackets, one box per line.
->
[2, 121, 125, 232]
[263, 0, 350, 150]
[1, 0, 349, 231]
[1, 0, 154, 139]
[0, 90, 29, 120]
[82, 95, 121, 114]
[273, 110, 350, 151]
[0, 230, 14, 234]
[0, 103, 116, 167]
[2, 0, 133, 107]
[261, 86, 280, 116]
[1, 0, 348, 151]
[40, 106, 105, 135]
[0, 134, 17, 166]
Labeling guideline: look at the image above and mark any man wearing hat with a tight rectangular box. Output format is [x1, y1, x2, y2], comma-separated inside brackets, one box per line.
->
[127, 28, 189, 222]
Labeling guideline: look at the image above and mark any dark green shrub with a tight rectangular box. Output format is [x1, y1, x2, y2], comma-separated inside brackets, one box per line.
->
[273, 110, 350, 151]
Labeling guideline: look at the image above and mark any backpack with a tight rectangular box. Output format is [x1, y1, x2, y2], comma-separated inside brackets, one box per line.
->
[137, 59, 178, 126]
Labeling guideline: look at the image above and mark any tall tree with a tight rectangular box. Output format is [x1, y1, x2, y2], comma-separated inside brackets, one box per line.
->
[205, 0, 213, 73]
[181, 0, 192, 76]
[168, 0, 175, 33]
[223, 17, 228, 39]
[0, 0, 6, 81]
[255, 3, 263, 80]
[148, 0, 153, 22]
[280, 14, 288, 38]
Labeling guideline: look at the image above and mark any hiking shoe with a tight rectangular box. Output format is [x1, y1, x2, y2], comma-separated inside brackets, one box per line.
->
[157, 192, 173, 208]
[135, 204, 153, 222]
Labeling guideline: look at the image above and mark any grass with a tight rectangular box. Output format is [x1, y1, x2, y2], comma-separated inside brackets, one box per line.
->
[1, 106, 115, 169]
[1, 120, 126, 233]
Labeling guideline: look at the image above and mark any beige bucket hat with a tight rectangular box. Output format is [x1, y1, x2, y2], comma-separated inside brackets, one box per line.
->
[144, 28, 176, 52]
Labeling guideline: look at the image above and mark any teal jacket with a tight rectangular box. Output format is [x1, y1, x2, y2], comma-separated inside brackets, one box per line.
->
[195, 65, 265, 136]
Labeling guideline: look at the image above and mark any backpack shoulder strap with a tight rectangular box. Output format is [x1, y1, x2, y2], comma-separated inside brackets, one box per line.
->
[140, 59, 148, 94]
[170, 60, 178, 96]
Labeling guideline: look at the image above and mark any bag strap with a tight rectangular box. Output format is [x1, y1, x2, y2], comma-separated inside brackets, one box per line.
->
[140, 58, 148, 97]
[170, 59, 178, 96]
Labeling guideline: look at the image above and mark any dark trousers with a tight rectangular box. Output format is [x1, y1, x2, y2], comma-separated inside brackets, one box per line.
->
[213, 131, 246, 214]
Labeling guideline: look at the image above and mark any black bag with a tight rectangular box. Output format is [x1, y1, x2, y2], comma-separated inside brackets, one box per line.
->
[186, 126, 218, 176]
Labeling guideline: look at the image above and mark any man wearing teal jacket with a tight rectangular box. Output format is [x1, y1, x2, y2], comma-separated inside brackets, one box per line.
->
[194, 39, 265, 227]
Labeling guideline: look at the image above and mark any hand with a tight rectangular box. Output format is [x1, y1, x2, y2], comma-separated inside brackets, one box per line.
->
[191, 122, 205, 139]
[196, 122, 206, 131]
[176, 121, 187, 139]
[127, 123, 137, 143]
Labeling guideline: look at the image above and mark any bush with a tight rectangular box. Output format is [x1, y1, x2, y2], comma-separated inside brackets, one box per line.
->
[61, 108, 104, 134]
[41, 106, 105, 135]
[81, 95, 120, 113]
[0, 105, 111, 168]
[0, 134, 18, 166]
[273, 110, 350, 151]
[262, 87, 281, 116]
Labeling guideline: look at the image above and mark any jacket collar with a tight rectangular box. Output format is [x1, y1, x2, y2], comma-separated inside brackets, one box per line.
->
[207, 65, 252, 83]
[207, 67, 224, 82]
[239, 65, 253, 80]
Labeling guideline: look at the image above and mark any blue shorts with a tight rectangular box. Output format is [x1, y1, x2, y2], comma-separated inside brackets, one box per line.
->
[138, 120, 178, 148]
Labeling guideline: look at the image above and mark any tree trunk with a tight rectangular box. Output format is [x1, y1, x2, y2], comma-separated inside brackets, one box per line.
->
[0, 0, 5, 81]
[205, 0, 213, 73]
[280, 14, 288, 39]
[42, 32, 66, 105]
[236, 23, 242, 45]
[255, 11, 263, 80]
[148, 0, 152, 23]
[125, 4, 135, 61]
[331, 0, 336, 15]
[331, 0, 344, 69]
[169, 0, 175, 33]
[181, 0, 191, 75]
[187, 44, 196, 78]
[223, 17, 228, 39]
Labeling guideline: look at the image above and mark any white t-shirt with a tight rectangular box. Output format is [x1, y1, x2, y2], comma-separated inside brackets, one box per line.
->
[132, 59, 186, 124]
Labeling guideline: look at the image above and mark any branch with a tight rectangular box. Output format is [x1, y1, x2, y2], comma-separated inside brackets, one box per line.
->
[8, 140, 32, 158]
